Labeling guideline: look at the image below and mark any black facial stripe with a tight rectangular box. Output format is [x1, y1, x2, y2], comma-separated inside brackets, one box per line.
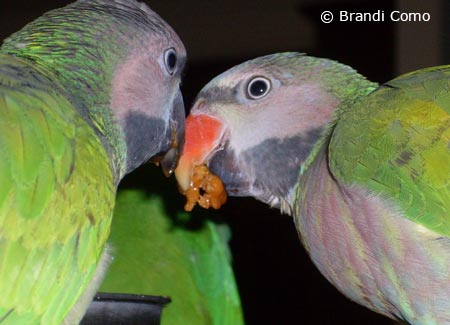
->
[198, 87, 238, 106]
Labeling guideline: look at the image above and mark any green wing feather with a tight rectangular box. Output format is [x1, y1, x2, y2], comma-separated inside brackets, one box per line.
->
[100, 171, 243, 325]
[0, 53, 115, 324]
[329, 65, 450, 236]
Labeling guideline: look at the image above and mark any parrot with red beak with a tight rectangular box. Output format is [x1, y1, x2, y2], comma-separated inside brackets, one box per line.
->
[175, 52, 450, 324]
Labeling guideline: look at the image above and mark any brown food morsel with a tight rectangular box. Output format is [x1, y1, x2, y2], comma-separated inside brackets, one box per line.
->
[182, 165, 227, 211]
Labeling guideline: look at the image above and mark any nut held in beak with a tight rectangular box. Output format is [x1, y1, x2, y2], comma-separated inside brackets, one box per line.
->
[175, 113, 228, 211]
[182, 165, 227, 212]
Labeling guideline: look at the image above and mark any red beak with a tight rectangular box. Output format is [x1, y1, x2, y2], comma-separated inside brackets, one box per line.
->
[175, 113, 225, 192]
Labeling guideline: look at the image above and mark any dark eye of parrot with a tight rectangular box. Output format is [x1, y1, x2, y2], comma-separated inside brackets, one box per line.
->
[164, 48, 177, 75]
[246, 77, 271, 99]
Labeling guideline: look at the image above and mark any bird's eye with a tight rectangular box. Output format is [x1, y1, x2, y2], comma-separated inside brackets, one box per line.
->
[246, 77, 271, 99]
[164, 48, 177, 75]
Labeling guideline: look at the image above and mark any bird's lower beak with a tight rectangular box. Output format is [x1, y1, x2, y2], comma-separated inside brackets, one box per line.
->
[154, 91, 185, 177]
[174, 113, 225, 191]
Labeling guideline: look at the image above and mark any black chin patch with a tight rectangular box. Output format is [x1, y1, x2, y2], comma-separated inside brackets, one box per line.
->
[209, 144, 251, 196]
[123, 112, 169, 174]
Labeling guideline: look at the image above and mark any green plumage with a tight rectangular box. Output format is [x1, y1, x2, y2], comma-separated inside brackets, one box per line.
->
[330, 65, 450, 236]
[0, 1, 186, 323]
[100, 172, 243, 325]
[0, 53, 114, 324]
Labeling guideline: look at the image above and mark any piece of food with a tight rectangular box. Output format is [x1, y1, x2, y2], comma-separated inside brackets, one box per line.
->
[182, 165, 227, 211]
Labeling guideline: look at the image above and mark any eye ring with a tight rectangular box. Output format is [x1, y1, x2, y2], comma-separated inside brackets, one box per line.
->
[164, 48, 177, 75]
[246, 76, 271, 100]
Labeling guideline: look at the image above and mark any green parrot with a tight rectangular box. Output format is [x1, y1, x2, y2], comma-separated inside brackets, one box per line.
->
[175, 53, 450, 324]
[95, 167, 243, 324]
[0, 1, 186, 324]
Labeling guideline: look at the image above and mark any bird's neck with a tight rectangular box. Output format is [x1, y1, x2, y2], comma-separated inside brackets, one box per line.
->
[300, 79, 378, 177]
[0, 10, 132, 182]
[288, 78, 378, 211]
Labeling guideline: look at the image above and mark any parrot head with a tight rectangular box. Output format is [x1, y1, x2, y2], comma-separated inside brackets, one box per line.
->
[109, 2, 187, 177]
[94, 0, 187, 177]
[175, 53, 372, 213]
[2, 0, 187, 179]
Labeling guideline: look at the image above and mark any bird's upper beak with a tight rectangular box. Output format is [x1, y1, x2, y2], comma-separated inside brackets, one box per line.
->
[154, 91, 185, 177]
[174, 112, 225, 191]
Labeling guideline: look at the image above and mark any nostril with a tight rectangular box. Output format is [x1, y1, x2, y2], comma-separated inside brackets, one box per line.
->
[192, 99, 206, 112]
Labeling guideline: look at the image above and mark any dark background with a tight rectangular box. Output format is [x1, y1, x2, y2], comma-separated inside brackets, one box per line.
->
[2, 0, 448, 324]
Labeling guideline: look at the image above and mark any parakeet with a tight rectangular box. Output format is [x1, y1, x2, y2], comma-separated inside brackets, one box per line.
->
[175, 53, 450, 324]
[0, 1, 185, 323]
[97, 167, 243, 325]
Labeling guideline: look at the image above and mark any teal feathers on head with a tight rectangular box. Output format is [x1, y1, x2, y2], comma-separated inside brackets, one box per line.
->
[1, 0, 176, 91]
[1, 0, 187, 179]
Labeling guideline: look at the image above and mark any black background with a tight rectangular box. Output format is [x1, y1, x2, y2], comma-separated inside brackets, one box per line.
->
[2, 1, 448, 324]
